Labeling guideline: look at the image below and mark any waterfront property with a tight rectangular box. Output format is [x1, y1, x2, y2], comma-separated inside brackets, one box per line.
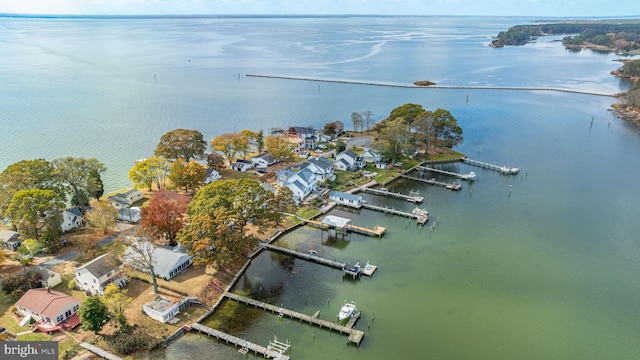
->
[276, 166, 318, 201]
[15, 288, 81, 331]
[334, 150, 366, 172]
[251, 152, 278, 168]
[61, 207, 84, 232]
[329, 190, 363, 208]
[75, 253, 128, 296]
[143, 295, 198, 324]
[107, 188, 144, 209]
[123, 238, 193, 280]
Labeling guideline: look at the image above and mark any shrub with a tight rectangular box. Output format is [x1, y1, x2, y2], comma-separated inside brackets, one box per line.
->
[2, 271, 42, 297]
[108, 327, 161, 354]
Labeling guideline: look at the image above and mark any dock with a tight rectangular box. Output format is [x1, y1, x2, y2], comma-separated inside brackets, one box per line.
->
[359, 186, 423, 203]
[79, 343, 122, 360]
[361, 203, 429, 224]
[415, 165, 477, 181]
[400, 174, 462, 191]
[461, 158, 519, 174]
[304, 218, 386, 237]
[261, 243, 344, 269]
[191, 323, 290, 359]
[223, 292, 365, 346]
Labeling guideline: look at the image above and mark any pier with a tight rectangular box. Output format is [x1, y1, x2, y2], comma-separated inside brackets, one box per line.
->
[304, 218, 386, 237]
[461, 158, 519, 174]
[361, 203, 429, 224]
[359, 186, 423, 203]
[415, 165, 477, 181]
[223, 292, 365, 346]
[261, 243, 345, 269]
[191, 323, 290, 359]
[400, 174, 462, 191]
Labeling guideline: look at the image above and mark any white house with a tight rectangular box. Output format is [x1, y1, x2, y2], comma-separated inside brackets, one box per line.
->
[15, 288, 81, 327]
[61, 207, 84, 233]
[301, 157, 336, 182]
[363, 147, 383, 164]
[142, 295, 197, 323]
[0, 229, 20, 251]
[123, 238, 193, 280]
[230, 159, 254, 172]
[108, 188, 144, 209]
[251, 152, 278, 168]
[285, 126, 318, 153]
[118, 207, 141, 223]
[334, 150, 366, 172]
[33, 266, 62, 289]
[204, 168, 222, 184]
[329, 190, 363, 208]
[276, 166, 317, 201]
[75, 253, 128, 296]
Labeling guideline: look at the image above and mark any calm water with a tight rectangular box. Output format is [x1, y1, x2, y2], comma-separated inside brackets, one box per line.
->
[2, 15, 640, 360]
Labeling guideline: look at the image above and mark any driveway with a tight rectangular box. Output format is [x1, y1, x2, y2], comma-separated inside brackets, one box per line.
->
[39, 250, 82, 269]
[346, 136, 374, 149]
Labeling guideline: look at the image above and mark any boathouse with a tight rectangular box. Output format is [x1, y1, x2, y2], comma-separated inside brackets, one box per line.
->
[329, 190, 363, 208]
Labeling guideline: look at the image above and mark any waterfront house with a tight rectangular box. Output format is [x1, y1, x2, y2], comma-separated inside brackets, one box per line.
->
[0, 229, 20, 251]
[108, 188, 144, 209]
[142, 295, 197, 323]
[118, 207, 141, 223]
[15, 288, 81, 329]
[363, 147, 384, 164]
[75, 253, 128, 296]
[334, 150, 366, 171]
[301, 156, 336, 182]
[329, 190, 363, 208]
[33, 266, 62, 289]
[285, 126, 318, 153]
[251, 152, 278, 168]
[60, 207, 84, 233]
[230, 159, 254, 172]
[123, 238, 193, 280]
[276, 166, 317, 201]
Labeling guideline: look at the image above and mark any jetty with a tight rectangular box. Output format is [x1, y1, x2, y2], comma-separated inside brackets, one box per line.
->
[400, 174, 462, 191]
[191, 323, 290, 359]
[304, 217, 386, 237]
[79, 343, 122, 360]
[415, 165, 477, 181]
[359, 186, 423, 203]
[261, 243, 344, 269]
[361, 203, 429, 224]
[223, 292, 365, 346]
[461, 158, 519, 174]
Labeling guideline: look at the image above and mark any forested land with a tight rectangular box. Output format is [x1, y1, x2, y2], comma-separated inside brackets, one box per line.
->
[491, 19, 640, 54]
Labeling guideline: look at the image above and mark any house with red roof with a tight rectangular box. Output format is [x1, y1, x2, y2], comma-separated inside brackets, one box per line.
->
[14, 288, 81, 332]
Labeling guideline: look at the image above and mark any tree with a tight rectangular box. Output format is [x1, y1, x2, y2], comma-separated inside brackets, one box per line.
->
[128, 157, 170, 191]
[79, 296, 110, 334]
[52, 157, 107, 213]
[17, 238, 42, 274]
[362, 110, 376, 132]
[119, 236, 161, 293]
[6, 189, 64, 240]
[206, 152, 226, 171]
[255, 130, 265, 154]
[351, 112, 363, 132]
[211, 133, 239, 164]
[103, 283, 131, 331]
[413, 110, 435, 153]
[183, 160, 207, 193]
[431, 108, 463, 148]
[388, 103, 425, 125]
[371, 118, 417, 163]
[177, 179, 296, 267]
[168, 159, 186, 190]
[140, 190, 189, 247]
[237, 129, 257, 159]
[154, 128, 207, 162]
[264, 135, 295, 163]
[85, 199, 119, 234]
[0, 159, 61, 220]
[324, 122, 337, 138]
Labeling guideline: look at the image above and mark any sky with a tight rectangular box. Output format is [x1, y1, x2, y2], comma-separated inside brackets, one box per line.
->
[0, 0, 638, 17]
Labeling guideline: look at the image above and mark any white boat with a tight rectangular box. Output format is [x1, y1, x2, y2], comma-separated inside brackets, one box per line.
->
[338, 301, 357, 321]
[342, 262, 362, 277]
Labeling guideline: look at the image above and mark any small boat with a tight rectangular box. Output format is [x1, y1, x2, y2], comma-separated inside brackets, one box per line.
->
[338, 301, 357, 321]
[342, 262, 362, 277]
[307, 249, 318, 255]
[446, 182, 462, 191]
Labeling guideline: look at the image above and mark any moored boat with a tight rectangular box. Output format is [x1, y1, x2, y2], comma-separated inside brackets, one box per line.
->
[342, 262, 362, 277]
[338, 301, 357, 321]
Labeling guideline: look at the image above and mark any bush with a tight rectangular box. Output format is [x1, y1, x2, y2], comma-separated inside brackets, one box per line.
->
[2, 271, 42, 297]
[107, 327, 160, 354]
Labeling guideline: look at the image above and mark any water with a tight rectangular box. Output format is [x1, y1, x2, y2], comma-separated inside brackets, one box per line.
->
[1, 15, 640, 360]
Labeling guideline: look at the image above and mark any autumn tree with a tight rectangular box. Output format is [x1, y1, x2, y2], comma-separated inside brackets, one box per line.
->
[168, 159, 186, 190]
[6, 189, 64, 240]
[237, 129, 257, 159]
[183, 160, 207, 193]
[85, 199, 119, 234]
[103, 283, 131, 331]
[79, 296, 110, 334]
[141, 190, 189, 247]
[154, 128, 207, 162]
[17, 238, 42, 274]
[265, 135, 295, 163]
[119, 235, 161, 293]
[371, 118, 417, 163]
[323, 122, 337, 138]
[177, 179, 296, 267]
[128, 157, 170, 191]
[211, 133, 239, 164]
[207, 152, 226, 171]
[52, 157, 106, 213]
[0, 159, 62, 219]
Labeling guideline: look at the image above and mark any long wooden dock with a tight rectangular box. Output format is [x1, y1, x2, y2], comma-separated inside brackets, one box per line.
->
[223, 292, 365, 345]
[261, 243, 345, 269]
[361, 203, 429, 224]
[304, 218, 386, 237]
[191, 323, 290, 359]
[400, 174, 462, 191]
[359, 186, 423, 203]
[79, 343, 122, 360]
[461, 158, 520, 174]
[416, 165, 477, 181]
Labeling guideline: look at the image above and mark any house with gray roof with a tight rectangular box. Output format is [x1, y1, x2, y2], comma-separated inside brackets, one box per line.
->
[0, 229, 20, 251]
[107, 188, 144, 209]
[329, 190, 363, 208]
[75, 253, 127, 296]
[302, 156, 336, 182]
[61, 207, 84, 233]
[123, 238, 193, 280]
[334, 149, 366, 172]
[251, 152, 278, 168]
[276, 166, 318, 201]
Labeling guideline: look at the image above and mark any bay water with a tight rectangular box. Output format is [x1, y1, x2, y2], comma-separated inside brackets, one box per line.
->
[1, 15, 639, 359]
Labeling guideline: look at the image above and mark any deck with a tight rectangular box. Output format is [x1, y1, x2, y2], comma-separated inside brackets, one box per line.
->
[223, 292, 365, 346]
[304, 218, 386, 237]
[359, 186, 423, 203]
[461, 158, 519, 174]
[191, 323, 290, 360]
[400, 174, 462, 191]
[415, 165, 476, 181]
[360, 203, 429, 224]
